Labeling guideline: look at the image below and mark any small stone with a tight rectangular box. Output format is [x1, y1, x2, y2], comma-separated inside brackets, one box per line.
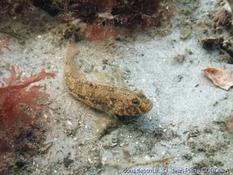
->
[63, 154, 74, 168]
[180, 26, 192, 40]
[182, 153, 193, 160]
[226, 117, 233, 133]
[172, 54, 186, 64]
[203, 128, 213, 134]
[187, 128, 200, 139]
[15, 160, 28, 169]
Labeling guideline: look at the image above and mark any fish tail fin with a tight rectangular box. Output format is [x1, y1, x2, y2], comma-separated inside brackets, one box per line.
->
[66, 42, 78, 67]
[64, 42, 81, 78]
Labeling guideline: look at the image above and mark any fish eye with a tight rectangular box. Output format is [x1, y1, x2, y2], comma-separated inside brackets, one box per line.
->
[132, 98, 140, 106]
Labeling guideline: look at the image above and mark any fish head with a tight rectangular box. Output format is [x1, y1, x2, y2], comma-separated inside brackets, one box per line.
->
[113, 91, 153, 116]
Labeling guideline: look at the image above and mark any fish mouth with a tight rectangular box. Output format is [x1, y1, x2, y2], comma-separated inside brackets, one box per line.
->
[146, 100, 153, 112]
[140, 99, 153, 113]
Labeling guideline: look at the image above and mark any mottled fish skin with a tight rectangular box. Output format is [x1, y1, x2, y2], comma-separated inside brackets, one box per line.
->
[64, 43, 153, 117]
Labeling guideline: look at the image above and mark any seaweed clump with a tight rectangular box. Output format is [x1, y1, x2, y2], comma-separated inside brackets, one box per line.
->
[112, 0, 162, 28]
[1, 0, 172, 40]
[51, 0, 165, 27]
[0, 67, 55, 174]
[0, 0, 32, 16]
[33, 0, 170, 40]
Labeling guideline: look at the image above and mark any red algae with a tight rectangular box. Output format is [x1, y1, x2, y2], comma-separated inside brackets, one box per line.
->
[0, 67, 55, 128]
[0, 67, 55, 174]
[84, 24, 117, 41]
